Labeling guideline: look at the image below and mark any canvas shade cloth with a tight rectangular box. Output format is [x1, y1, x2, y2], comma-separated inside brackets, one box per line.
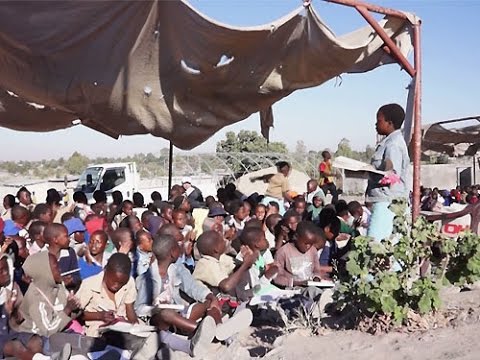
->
[422, 117, 480, 157]
[0, 1, 414, 149]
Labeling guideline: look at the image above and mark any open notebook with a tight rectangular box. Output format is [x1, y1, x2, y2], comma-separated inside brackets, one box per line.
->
[98, 322, 156, 337]
[333, 156, 386, 175]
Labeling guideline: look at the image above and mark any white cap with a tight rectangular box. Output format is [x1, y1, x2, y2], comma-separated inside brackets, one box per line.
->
[181, 176, 192, 184]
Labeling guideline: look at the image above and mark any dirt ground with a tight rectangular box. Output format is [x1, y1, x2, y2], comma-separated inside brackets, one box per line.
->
[170, 287, 480, 359]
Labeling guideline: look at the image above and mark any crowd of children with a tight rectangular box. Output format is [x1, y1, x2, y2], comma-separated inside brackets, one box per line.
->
[0, 175, 374, 360]
[421, 185, 480, 211]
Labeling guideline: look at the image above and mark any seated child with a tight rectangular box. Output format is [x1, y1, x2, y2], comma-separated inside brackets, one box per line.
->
[63, 218, 86, 256]
[76, 254, 159, 359]
[136, 234, 252, 357]
[12, 236, 30, 294]
[4, 205, 30, 238]
[32, 204, 54, 224]
[172, 210, 194, 240]
[44, 224, 82, 293]
[0, 254, 74, 360]
[193, 230, 258, 301]
[28, 221, 47, 256]
[253, 204, 267, 223]
[78, 230, 111, 280]
[72, 191, 92, 222]
[157, 224, 195, 271]
[317, 208, 343, 272]
[266, 201, 280, 216]
[141, 211, 156, 231]
[119, 215, 143, 235]
[16, 252, 80, 337]
[158, 204, 173, 227]
[112, 200, 133, 230]
[275, 210, 300, 250]
[202, 204, 227, 233]
[292, 197, 307, 219]
[265, 213, 282, 250]
[306, 192, 324, 223]
[111, 228, 134, 257]
[225, 200, 247, 231]
[76, 253, 137, 337]
[236, 227, 279, 298]
[274, 221, 327, 288]
[134, 230, 154, 277]
[335, 200, 357, 236]
[348, 201, 367, 236]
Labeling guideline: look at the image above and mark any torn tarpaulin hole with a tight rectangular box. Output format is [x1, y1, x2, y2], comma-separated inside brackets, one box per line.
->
[180, 60, 201, 75]
[216, 54, 234, 67]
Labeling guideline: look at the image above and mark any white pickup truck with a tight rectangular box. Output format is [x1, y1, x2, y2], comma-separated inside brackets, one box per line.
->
[74, 162, 140, 203]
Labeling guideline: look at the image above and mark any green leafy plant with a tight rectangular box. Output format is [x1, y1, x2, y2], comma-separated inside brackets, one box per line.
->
[333, 199, 448, 330]
[444, 232, 480, 286]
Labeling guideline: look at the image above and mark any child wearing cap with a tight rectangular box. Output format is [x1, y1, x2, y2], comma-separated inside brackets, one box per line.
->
[202, 204, 228, 233]
[63, 217, 87, 257]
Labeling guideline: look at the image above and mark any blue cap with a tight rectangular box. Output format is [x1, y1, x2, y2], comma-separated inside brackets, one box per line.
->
[3, 220, 21, 236]
[64, 218, 86, 236]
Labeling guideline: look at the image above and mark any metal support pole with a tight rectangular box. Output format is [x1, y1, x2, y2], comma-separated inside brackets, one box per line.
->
[168, 141, 173, 196]
[324, 0, 409, 19]
[411, 22, 422, 221]
[355, 6, 416, 77]
[474, 155, 477, 185]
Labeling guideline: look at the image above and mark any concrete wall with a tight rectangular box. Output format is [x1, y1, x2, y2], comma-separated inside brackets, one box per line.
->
[341, 161, 477, 196]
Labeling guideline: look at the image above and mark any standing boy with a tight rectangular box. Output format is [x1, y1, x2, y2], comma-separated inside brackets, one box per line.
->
[318, 151, 338, 204]
[366, 103, 410, 241]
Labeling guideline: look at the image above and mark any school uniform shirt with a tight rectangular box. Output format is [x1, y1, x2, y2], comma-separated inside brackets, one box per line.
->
[265, 229, 275, 249]
[76, 272, 137, 337]
[134, 248, 152, 277]
[180, 225, 193, 238]
[135, 260, 211, 317]
[192, 254, 236, 288]
[273, 243, 324, 287]
[236, 250, 274, 290]
[192, 208, 209, 236]
[28, 241, 48, 256]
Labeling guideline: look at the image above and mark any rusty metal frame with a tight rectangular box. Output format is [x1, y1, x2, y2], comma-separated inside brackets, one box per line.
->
[322, 0, 422, 221]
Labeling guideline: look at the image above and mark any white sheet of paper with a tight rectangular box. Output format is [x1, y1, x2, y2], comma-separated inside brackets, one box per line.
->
[333, 156, 386, 175]
[306, 280, 335, 288]
[98, 322, 156, 337]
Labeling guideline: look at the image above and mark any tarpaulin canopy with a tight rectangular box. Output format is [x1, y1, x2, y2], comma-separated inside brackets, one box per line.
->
[422, 116, 480, 157]
[0, 0, 415, 149]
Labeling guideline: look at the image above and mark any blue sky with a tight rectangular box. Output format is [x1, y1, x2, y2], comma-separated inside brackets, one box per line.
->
[1, 0, 479, 161]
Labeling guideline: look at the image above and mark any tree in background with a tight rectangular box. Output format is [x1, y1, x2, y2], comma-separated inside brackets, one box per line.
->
[335, 138, 375, 163]
[65, 152, 90, 175]
[216, 130, 288, 175]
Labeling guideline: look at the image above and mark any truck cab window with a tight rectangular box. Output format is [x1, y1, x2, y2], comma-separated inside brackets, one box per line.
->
[100, 168, 126, 192]
[76, 167, 103, 194]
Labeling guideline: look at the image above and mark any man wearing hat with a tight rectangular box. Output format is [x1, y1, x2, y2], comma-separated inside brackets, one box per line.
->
[181, 177, 204, 209]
